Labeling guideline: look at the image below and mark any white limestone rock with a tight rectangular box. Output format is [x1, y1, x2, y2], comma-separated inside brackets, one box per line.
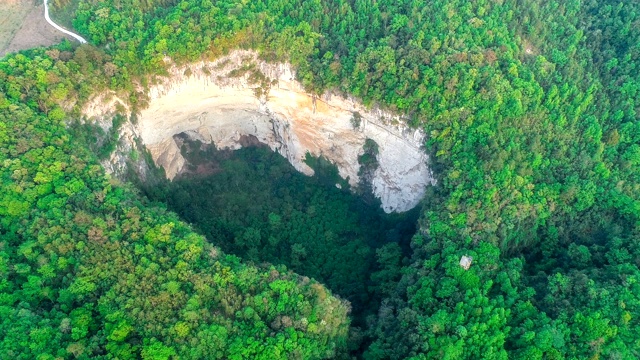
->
[84, 50, 435, 212]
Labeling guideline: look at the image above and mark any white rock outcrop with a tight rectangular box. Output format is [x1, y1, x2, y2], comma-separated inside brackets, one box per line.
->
[85, 51, 434, 212]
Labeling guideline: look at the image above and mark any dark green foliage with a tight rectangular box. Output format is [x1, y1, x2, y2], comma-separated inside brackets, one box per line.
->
[303, 152, 350, 190]
[1, 0, 640, 358]
[351, 112, 362, 129]
[357, 138, 380, 204]
[358, 139, 379, 173]
[144, 140, 418, 323]
[69, 114, 126, 160]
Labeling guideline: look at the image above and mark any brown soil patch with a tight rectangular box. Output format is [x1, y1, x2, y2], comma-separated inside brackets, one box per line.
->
[0, 0, 32, 54]
[0, 0, 72, 57]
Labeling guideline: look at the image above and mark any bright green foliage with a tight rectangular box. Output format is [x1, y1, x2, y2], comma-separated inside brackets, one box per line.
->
[0, 96, 349, 357]
[2, 0, 640, 358]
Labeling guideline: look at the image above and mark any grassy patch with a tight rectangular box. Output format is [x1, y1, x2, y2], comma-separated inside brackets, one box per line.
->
[48, 0, 81, 30]
[0, 1, 33, 55]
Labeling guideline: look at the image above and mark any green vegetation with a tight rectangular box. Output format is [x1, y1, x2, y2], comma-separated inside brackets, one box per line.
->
[144, 139, 418, 342]
[70, 114, 126, 160]
[0, 97, 349, 359]
[0, 0, 639, 358]
[350, 112, 362, 129]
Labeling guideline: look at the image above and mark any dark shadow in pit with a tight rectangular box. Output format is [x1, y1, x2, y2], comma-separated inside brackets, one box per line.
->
[141, 133, 421, 354]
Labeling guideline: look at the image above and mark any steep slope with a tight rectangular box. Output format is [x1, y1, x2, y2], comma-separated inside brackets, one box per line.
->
[85, 51, 433, 212]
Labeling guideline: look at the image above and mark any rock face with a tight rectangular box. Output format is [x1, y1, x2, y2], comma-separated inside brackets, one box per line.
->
[85, 51, 435, 212]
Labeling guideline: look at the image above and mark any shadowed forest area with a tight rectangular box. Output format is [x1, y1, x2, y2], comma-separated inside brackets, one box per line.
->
[142, 138, 419, 347]
[1, 0, 640, 358]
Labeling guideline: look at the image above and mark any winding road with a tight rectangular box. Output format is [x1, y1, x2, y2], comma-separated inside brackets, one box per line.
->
[43, 0, 87, 44]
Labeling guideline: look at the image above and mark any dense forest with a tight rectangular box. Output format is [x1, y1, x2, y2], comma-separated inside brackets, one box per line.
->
[142, 137, 420, 346]
[1, 0, 640, 358]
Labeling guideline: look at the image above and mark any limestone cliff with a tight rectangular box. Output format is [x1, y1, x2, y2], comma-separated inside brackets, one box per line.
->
[84, 50, 435, 212]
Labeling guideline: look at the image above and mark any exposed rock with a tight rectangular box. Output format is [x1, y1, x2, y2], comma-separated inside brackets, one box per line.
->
[84, 50, 435, 212]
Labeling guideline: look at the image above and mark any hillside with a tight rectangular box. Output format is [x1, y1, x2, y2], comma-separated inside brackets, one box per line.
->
[1, 0, 640, 359]
[0, 0, 73, 57]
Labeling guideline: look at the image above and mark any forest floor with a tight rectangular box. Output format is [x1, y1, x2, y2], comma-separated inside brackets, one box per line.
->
[0, 0, 70, 57]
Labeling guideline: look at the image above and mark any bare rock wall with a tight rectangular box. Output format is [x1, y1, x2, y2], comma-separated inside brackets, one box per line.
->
[84, 50, 435, 212]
